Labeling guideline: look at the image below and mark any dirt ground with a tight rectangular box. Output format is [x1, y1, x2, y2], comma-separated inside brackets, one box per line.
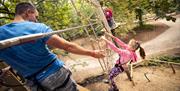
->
[85, 65, 180, 91]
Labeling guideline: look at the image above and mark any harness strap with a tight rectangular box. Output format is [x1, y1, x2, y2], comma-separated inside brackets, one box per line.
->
[115, 55, 124, 72]
[55, 72, 71, 90]
[25, 59, 56, 91]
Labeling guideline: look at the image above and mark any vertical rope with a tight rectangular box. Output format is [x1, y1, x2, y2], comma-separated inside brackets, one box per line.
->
[70, 0, 106, 72]
[89, 0, 115, 74]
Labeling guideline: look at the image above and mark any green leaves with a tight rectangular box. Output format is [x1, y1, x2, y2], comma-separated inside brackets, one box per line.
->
[0, 0, 15, 22]
[36, 0, 72, 30]
[149, 0, 177, 22]
[101, 0, 177, 36]
[0, 0, 178, 40]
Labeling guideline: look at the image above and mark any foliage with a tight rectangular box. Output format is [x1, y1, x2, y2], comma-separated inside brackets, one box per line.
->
[66, 0, 98, 39]
[0, 0, 88, 40]
[0, 0, 16, 25]
[149, 0, 177, 22]
[0, 0, 179, 40]
[146, 56, 180, 66]
[36, 0, 72, 30]
[101, 0, 178, 36]
[155, 56, 180, 63]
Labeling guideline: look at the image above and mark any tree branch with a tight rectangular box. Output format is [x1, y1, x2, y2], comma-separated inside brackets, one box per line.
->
[0, 11, 15, 15]
[1, 0, 10, 12]
[0, 16, 13, 20]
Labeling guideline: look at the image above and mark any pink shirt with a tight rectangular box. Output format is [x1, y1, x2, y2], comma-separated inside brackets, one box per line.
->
[106, 37, 137, 64]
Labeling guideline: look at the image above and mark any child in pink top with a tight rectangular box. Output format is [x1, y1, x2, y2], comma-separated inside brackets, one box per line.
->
[101, 34, 146, 91]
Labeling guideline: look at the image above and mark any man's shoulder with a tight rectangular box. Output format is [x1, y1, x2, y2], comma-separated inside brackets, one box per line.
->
[31, 22, 49, 29]
[0, 23, 10, 29]
[0, 21, 44, 28]
[26, 21, 46, 27]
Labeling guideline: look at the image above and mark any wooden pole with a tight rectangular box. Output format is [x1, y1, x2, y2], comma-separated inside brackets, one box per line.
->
[130, 64, 133, 78]
[144, 73, 151, 82]
[169, 64, 176, 74]
[0, 23, 98, 50]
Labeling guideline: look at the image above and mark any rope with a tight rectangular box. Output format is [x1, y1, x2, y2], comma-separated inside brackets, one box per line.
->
[46, 22, 98, 36]
[70, 0, 107, 73]
[85, 1, 113, 73]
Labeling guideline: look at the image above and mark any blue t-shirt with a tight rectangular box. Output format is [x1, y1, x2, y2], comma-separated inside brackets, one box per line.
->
[0, 21, 64, 81]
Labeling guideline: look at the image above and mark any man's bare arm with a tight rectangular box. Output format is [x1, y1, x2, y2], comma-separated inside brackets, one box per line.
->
[46, 35, 104, 58]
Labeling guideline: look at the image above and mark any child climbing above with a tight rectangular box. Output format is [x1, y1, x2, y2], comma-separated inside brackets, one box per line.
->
[101, 33, 146, 91]
[103, 7, 116, 30]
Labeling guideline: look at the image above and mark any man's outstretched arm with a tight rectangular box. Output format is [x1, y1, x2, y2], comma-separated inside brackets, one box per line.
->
[46, 35, 105, 58]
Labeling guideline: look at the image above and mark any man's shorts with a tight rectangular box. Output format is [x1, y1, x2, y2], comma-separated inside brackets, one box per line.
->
[26, 66, 78, 91]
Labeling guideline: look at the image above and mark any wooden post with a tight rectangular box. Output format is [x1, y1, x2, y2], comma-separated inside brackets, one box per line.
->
[144, 73, 151, 82]
[130, 64, 133, 78]
[170, 64, 176, 74]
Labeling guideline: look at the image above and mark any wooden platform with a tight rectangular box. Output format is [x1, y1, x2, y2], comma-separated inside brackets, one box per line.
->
[0, 62, 27, 91]
[0, 62, 90, 91]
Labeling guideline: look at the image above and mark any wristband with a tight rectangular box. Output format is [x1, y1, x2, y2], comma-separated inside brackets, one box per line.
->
[0, 69, 2, 75]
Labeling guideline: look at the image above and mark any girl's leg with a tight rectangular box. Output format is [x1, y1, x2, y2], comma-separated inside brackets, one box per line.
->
[109, 66, 123, 91]
[123, 65, 132, 81]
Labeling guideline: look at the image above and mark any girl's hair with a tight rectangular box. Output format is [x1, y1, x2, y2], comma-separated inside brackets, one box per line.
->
[128, 39, 146, 59]
[139, 46, 146, 59]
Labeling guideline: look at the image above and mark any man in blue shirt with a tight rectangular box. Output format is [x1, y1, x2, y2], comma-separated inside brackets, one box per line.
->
[0, 2, 105, 91]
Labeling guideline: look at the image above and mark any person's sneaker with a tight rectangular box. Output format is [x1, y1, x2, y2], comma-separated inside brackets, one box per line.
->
[108, 88, 119, 91]
[114, 88, 119, 91]
[102, 79, 109, 84]
[108, 88, 114, 91]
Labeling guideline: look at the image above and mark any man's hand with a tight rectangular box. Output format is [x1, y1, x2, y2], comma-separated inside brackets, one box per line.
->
[47, 35, 105, 58]
[91, 50, 105, 58]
